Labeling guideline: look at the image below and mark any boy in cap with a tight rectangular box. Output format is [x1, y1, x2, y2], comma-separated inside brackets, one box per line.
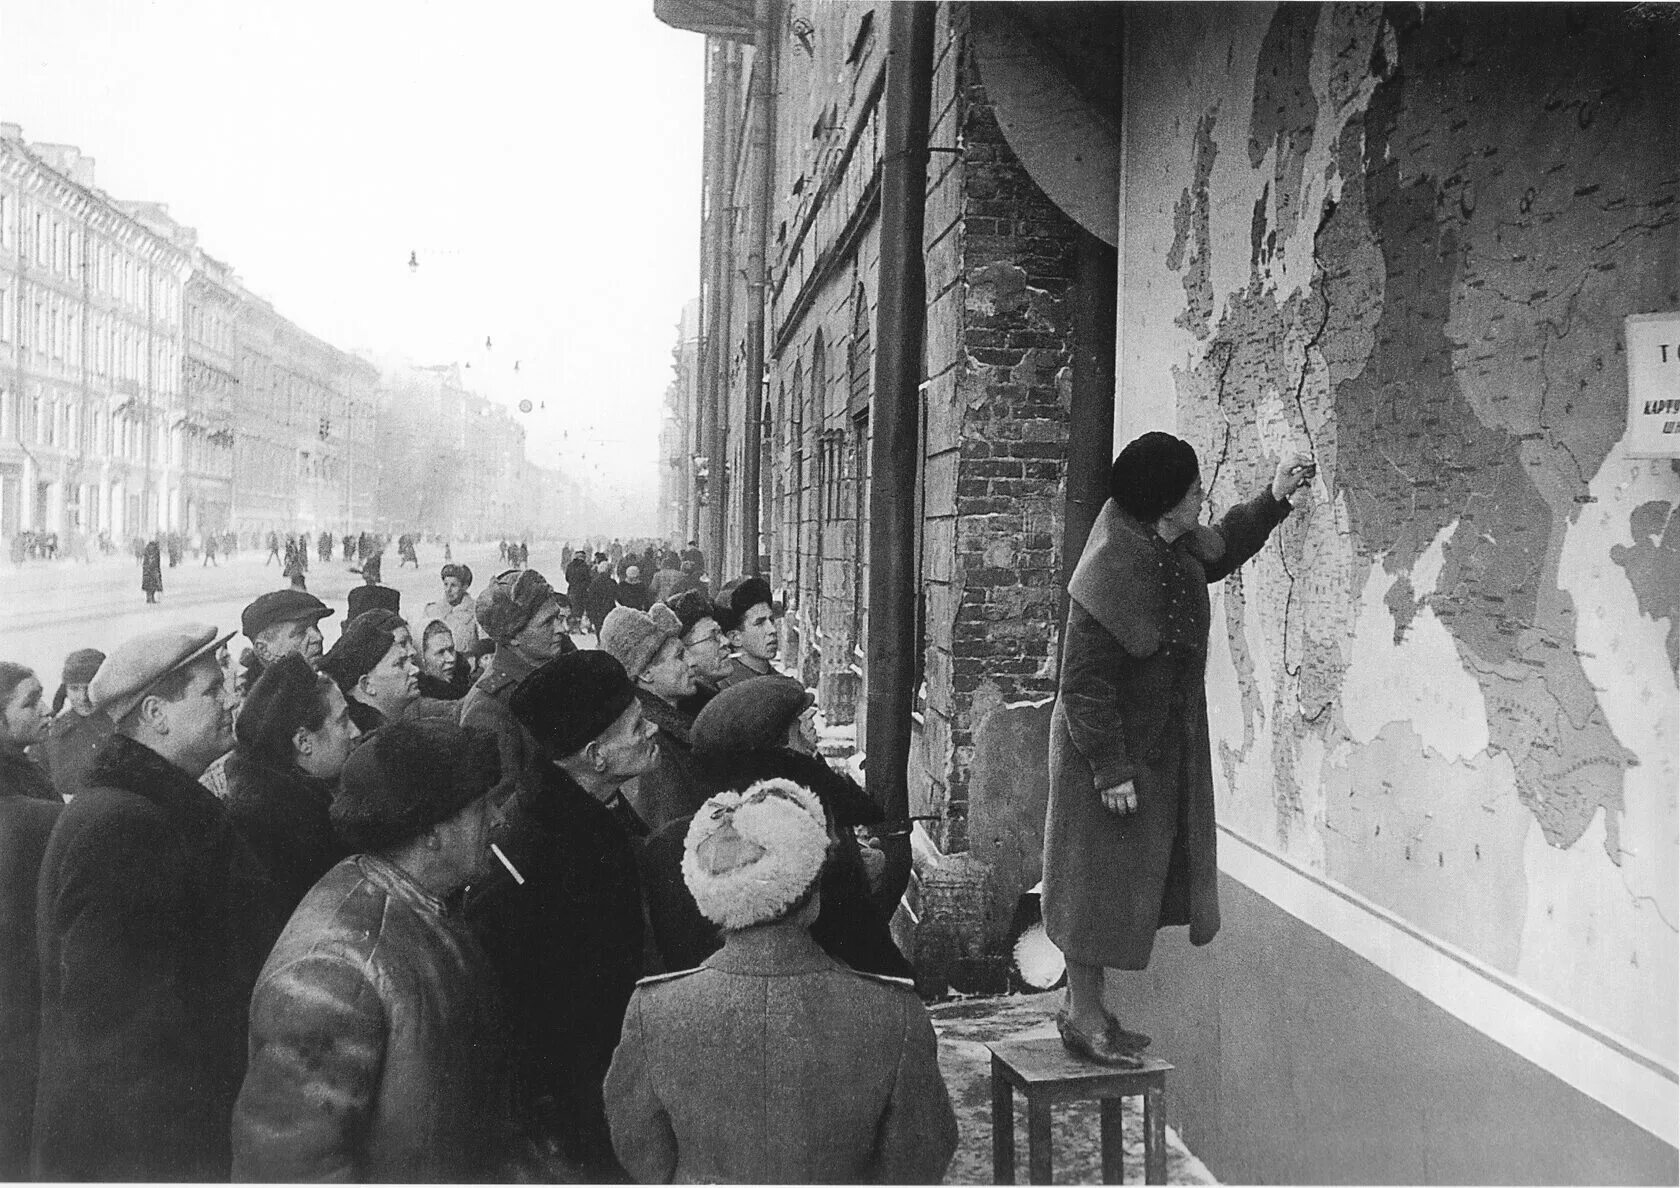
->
[320, 612, 420, 734]
[605, 779, 957, 1184]
[34, 624, 267, 1181]
[423, 562, 483, 669]
[599, 604, 705, 829]
[39, 647, 112, 800]
[713, 576, 795, 691]
[460, 568, 574, 799]
[234, 720, 535, 1182]
[467, 650, 656, 1181]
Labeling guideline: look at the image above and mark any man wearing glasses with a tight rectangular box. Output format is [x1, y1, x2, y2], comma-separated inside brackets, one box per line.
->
[663, 589, 732, 717]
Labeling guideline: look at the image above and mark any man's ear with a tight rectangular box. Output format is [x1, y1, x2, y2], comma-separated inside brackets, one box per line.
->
[137, 692, 170, 735]
[725, 628, 746, 648]
[292, 726, 314, 757]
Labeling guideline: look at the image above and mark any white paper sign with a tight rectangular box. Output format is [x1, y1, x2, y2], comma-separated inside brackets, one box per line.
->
[1625, 312, 1680, 458]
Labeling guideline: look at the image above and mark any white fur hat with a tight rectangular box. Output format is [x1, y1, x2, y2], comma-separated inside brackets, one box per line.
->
[682, 778, 830, 931]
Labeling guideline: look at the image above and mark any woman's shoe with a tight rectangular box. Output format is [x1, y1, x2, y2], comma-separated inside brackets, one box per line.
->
[1104, 1012, 1152, 1052]
[1056, 1011, 1144, 1068]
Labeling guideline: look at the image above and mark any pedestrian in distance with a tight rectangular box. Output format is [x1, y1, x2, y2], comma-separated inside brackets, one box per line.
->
[223, 654, 360, 962]
[1043, 432, 1315, 1065]
[265, 530, 281, 566]
[598, 603, 704, 830]
[467, 650, 656, 1181]
[617, 564, 653, 612]
[563, 552, 593, 632]
[141, 538, 163, 603]
[38, 649, 113, 802]
[34, 624, 265, 1181]
[605, 778, 957, 1185]
[320, 612, 419, 734]
[584, 554, 621, 638]
[233, 719, 537, 1182]
[423, 562, 483, 670]
[202, 532, 218, 567]
[0, 664, 57, 802]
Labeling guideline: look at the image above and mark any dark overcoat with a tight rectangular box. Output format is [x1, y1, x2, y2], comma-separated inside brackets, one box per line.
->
[0, 745, 59, 803]
[623, 689, 706, 830]
[0, 793, 60, 1177]
[466, 762, 647, 1179]
[38, 710, 113, 800]
[604, 922, 957, 1184]
[584, 574, 621, 629]
[1043, 491, 1290, 969]
[33, 735, 266, 1180]
[140, 542, 163, 595]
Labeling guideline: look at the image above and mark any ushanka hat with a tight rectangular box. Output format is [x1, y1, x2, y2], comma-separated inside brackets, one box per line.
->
[60, 648, 106, 687]
[682, 778, 830, 931]
[509, 649, 637, 758]
[439, 562, 474, 587]
[333, 719, 501, 852]
[1109, 431, 1200, 522]
[599, 603, 683, 679]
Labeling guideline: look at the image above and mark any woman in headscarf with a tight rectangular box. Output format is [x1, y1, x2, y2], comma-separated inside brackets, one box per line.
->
[0, 663, 57, 802]
[1043, 432, 1314, 1065]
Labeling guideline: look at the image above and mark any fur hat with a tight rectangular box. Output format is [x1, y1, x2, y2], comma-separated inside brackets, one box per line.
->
[60, 648, 106, 687]
[236, 653, 331, 766]
[713, 576, 774, 634]
[663, 589, 717, 637]
[475, 568, 562, 642]
[320, 614, 400, 693]
[346, 583, 401, 622]
[1109, 431, 1200, 522]
[599, 603, 683, 678]
[509, 650, 637, 758]
[682, 778, 830, 930]
[439, 562, 474, 587]
[333, 719, 501, 852]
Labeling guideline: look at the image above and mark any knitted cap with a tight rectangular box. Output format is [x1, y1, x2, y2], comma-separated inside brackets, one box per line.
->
[682, 778, 830, 930]
[333, 719, 501, 852]
[599, 603, 683, 678]
[509, 650, 637, 758]
[1109, 431, 1199, 522]
[691, 675, 815, 754]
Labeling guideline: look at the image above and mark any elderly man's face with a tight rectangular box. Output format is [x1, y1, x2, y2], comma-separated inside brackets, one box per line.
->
[638, 637, 697, 703]
[584, 699, 659, 793]
[421, 631, 457, 682]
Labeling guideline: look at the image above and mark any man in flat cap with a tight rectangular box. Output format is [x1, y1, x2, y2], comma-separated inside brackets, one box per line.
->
[599, 603, 706, 830]
[320, 611, 420, 734]
[239, 589, 334, 693]
[423, 562, 483, 672]
[460, 568, 575, 799]
[234, 719, 537, 1182]
[468, 650, 657, 1181]
[605, 778, 957, 1184]
[34, 624, 267, 1181]
[714, 575, 798, 691]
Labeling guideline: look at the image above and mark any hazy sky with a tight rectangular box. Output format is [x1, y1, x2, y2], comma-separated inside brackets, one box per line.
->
[0, 0, 705, 503]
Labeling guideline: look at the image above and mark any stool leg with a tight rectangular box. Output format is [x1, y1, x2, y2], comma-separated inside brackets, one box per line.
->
[1143, 1083, 1167, 1185]
[1027, 1099, 1053, 1185]
[991, 1062, 1015, 1185]
[1099, 1097, 1125, 1184]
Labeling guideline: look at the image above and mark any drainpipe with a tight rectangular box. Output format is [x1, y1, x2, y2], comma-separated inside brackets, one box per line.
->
[705, 43, 743, 587]
[693, 38, 724, 549]
[864, 0, 935, 910]
[1059, 226, 1118, 626]
[738, 0, 778, 577]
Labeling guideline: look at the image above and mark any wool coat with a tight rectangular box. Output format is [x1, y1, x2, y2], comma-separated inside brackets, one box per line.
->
[0, 793, 60, 1177]
[222, 748, 347, 960]
[38, 711, 113, 800]
[605, 921, 957, 1184]
[33, 735, 267, 1181]
[233, 855, 524, 1182]
[640, 747, 910, 980]
[624, 689, 707, 830]
[466, 761, 648, 1180]
[585, 574, 622, 630]
[0, 744, 59, 803]
[1043, 490, 1291, 969]
[140, 541, 163, 595]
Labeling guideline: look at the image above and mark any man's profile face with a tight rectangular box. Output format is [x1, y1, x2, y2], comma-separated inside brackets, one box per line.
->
[156, 657, 234, 767]
[588, 699, 659, 789]
[730, 602, 779, 663]
[358, 641, 419, 712]
[257, 617, 323, 665]
[513, 600, 569, 663]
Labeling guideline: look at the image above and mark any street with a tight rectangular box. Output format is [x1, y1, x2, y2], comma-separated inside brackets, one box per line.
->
[2, 541, 569, 681]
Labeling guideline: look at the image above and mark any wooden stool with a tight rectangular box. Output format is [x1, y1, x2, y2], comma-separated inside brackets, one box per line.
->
[987, 1037, 1171, 1185]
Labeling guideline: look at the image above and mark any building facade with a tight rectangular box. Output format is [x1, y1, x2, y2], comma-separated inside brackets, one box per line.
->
[0, 130, 193, 545]
[658, 298, 701, 540]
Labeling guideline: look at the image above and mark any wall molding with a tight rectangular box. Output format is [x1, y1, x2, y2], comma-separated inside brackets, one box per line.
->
[1219, 825, 1677, 1147]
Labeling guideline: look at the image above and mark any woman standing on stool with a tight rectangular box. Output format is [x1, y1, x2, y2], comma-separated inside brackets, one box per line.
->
[1044, 432, 1314, 1065]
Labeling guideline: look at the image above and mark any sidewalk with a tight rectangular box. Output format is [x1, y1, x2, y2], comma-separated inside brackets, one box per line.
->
[930, 991, 1217, 1185]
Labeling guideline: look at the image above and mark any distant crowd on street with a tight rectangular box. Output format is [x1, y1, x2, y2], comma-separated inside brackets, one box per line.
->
[0, 525, 958, 1183]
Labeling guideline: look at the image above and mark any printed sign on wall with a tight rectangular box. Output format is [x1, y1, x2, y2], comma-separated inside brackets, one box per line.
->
[1625, 312, 1680, 458]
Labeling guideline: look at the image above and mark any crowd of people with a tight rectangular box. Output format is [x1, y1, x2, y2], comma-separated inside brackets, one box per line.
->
[0, 537, 958, 1183]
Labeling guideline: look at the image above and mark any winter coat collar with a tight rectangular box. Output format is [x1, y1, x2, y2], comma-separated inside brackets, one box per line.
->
[224, 748, 336, 820]
[85, 733, 226, 844]
[706, 918, 835, 976]
[1068, 501, 1224, 659]
[0, 742, 59, 801]
[474, 646, 539, 695]
[635, 688, 694, 748]
[354, 852, 449, 918]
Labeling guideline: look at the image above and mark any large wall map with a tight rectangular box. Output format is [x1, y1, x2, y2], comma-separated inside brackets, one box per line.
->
[1121, 3, 1678, 1061]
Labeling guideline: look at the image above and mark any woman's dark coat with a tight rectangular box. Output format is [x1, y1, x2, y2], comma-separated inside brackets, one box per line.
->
[32, 735, 267, 1181]
[563, 556, 593, 616]
[640, 748, 911, 980]
[140, 542, 163, 595]
[466, 761, 648, 1180]
[223, 748, 347, 960]
[0, 790, 60, 1176]
[39, 710, 113, 800]
[584, 573, 621, 630]
[1043, 490, 1290, 969]
[0, 744, 59, 803]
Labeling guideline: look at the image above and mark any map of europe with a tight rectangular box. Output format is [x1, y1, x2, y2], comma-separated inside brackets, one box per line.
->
[1126, 3, 1677, 1060]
